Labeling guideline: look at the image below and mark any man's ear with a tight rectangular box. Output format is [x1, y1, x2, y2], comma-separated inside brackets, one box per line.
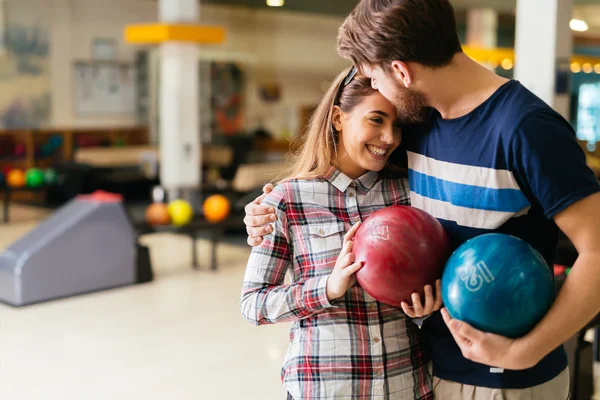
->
[390, 60, 412, 88]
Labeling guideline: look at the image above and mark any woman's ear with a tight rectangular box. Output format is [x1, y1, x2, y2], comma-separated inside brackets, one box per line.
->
[332, 105, 343, 133]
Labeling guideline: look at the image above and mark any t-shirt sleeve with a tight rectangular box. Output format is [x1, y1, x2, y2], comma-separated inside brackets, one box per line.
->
[510, 110, 600, 219]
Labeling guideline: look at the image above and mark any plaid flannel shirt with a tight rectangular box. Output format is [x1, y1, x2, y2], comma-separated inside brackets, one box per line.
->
[240, 168, 433, 400]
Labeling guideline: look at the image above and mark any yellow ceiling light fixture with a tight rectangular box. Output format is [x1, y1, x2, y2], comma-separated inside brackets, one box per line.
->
[125, 24, 225, 44]
[583, 63, 593, 74]
[571, 62, 582, 73]
[570, 19, 589, 32]
[267, 0, 284, 6]
[595, 64, 600, 74]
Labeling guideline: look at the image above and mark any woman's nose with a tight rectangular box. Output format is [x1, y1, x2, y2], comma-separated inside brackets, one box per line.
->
[380, 127, 394, 144]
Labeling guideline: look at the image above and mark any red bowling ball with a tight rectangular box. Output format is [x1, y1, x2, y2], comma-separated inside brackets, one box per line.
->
[353, 206, 450, 307]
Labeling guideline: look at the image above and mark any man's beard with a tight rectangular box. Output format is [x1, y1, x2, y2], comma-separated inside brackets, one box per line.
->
[392, 85, 429, 125]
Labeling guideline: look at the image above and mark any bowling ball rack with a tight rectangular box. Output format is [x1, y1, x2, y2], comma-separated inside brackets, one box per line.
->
[132, 210, 242, 271]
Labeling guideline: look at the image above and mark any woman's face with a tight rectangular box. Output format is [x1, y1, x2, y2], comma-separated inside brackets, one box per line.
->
[334, 91, 402, 179]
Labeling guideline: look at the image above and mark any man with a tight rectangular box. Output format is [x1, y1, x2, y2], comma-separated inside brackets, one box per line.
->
[244, 0, 600, 398]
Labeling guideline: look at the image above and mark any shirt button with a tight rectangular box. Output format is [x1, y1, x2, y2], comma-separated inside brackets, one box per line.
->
[376, 371, 384, 378]
[348, 191, 355, 198]
[318, 228, 325, 235]
[373, 337, 380, 343]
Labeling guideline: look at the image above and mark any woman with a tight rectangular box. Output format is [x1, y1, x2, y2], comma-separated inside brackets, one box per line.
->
[240, 67, 440, 400]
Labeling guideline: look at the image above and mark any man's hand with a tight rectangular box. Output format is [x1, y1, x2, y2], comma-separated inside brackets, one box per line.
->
[441, 308, 538, 370]
[400, 280, 442, 318]
[244, 184, 277, 246]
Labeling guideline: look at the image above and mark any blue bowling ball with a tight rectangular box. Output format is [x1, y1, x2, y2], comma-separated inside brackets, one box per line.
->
[50, 135, 63, 147]
[441, 233, 553, 338]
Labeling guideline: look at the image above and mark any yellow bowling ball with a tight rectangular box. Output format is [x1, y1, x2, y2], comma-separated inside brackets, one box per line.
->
[168, 199, 194, 226]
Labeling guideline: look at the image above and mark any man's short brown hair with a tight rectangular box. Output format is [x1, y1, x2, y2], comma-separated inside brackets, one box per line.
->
[337, 0, 463, 69]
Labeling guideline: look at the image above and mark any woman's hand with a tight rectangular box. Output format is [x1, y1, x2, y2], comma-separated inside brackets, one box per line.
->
[326, 222, 364, 301]
[401, 280, 443, 318]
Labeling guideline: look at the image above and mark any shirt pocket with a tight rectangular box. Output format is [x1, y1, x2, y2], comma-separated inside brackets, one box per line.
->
[304, 222, 346, 269]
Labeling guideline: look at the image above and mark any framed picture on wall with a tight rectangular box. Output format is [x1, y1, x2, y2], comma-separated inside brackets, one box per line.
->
[73, 61, 136, 117]
[92, 38, 117, 61]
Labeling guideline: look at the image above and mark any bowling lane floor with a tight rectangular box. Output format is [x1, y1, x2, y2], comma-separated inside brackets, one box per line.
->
[0, 204, 597, 400]
[0, 205, 291, 400]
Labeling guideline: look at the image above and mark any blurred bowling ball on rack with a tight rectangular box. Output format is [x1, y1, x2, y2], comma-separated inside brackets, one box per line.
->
[7, 169, 25, 188]
[25, 168, 45, 188]
[41, 142, 54, 156]
[49, 135, 63, 148]
[203, 194, 231, 223]
[145, 202, 171, 226]
[168, 199, 194, 226]
[44, 168, 57, 185]
[76, 136, 92, 148]
[2, 165, 13, 175]
[441, 233, 553, 338]
[353, 205, 450, 307]
[14, 143, 26, 157]
[553, 264, 566, 276]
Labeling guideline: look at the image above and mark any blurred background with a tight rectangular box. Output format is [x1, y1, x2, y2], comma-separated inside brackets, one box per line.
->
[0, 0, 597, 399]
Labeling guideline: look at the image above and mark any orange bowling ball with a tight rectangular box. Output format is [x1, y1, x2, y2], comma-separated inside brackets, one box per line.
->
[7, 169, 25, 188]
[145, 202, 171, 226]
[203, 194, 230, 223]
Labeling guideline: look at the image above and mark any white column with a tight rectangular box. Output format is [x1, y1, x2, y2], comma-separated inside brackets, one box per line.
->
[159, 0, 201, 192]
[466, 8, 498, 49]
[514, 0, 573, 118]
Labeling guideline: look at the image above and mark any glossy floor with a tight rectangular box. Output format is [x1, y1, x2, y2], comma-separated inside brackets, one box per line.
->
[0, 205, 290, 400]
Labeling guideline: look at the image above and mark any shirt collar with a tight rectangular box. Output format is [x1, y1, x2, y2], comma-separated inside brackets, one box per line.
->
[323, 167, 379, 193]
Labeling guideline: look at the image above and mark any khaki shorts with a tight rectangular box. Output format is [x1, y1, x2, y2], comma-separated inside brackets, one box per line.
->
[433, 368, 570, 400]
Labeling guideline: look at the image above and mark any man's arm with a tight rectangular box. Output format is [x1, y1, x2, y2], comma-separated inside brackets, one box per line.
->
[524, 191, 600, 361]
[442, 192, 600, 369]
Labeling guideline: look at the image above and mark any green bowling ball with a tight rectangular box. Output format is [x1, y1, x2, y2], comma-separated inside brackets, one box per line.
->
[44, 168, 57, 185]
[25, 168, 45, 188]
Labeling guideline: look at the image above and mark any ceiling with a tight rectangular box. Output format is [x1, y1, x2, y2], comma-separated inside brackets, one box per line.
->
[201, 0, 600, 17]
[198, 0, 600, 35]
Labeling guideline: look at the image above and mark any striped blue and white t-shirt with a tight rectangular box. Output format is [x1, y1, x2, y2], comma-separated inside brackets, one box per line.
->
[397, 80, 600, 389]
